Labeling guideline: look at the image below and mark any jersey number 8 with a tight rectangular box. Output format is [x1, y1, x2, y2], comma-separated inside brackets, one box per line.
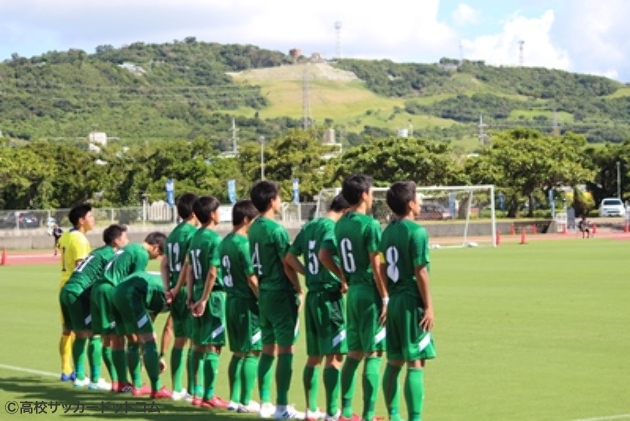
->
[385, 245, 400, 283]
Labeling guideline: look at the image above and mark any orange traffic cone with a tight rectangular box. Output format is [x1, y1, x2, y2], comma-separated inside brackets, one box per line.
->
[624, 221, 629, 233]
[510, 224, 516, 235]
[592, 223, 597, 238]
[532, 224, 537, 235]
[562, 224, 567, 235]
[520, 228, 527, 245]
[1, 247, 6, 266]
[496, 230, 501, 246]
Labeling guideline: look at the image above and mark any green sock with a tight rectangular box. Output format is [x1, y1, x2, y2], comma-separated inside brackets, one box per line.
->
[127, 343, 142, 388]
[203, 352, 220, 400]
[303, 365, 320, 412]
[112, 349, 128, 384]
[142, 341, 162, 392]
[341, 357, 361, 418]
[405, 368, 425, 421]
[102, 346, 117, 382]
[276, 353, 294, 406]
[258, 353, 275, 404]
[186, 348, 194, 394]
[362, 356, 382, 421]
[88, 337, 102, 383]
[228, 355, 243, 403]
[171, 347, 185, 392]
[241, 355, 258, 405]
[383, 364, 402, 421]
[193, 350, 205, 398]
[72, 337, 88, 381]
[323, 366, 341, 417]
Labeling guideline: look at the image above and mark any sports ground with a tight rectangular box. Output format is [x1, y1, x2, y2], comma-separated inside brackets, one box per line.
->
[0, 234, 629, 421]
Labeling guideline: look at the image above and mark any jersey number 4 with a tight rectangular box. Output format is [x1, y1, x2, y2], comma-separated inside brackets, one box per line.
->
[251, 243, 263, 276]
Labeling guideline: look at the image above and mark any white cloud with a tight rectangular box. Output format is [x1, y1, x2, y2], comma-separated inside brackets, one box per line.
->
[452, 4, 479, 26]
[461, 10, 571, 71]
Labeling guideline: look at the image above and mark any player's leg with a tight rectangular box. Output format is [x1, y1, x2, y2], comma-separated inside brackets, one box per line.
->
[257, 290, 277, 418]
[168, 300, 189, 399]
[382, 296, 404, 421]
[60, 290, 83, 386]
[272, 290, 303, 419]
[225, 296, 243, 410]
[235, 298, 262, 414]
[358, 287, 385, 421]
[90, 286, 119, 391]
[303, 291, 324, 420]
[59, 285, 75, 382]
[321, 291, 348, 421]
[198, 292, 228, 408]
[341, 287, 364, 421]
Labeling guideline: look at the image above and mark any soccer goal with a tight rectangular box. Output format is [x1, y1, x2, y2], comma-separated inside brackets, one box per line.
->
[314, 185, 498, 248]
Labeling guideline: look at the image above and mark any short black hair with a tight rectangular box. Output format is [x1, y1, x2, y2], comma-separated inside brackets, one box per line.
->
[102, 224, 127, 245]
[232, 199, 259, 226]
[386, 180, 417, 216]
[177, 193, 199, 220]
[341, 174, 373, 206]
[250, 181, 280, 213]
[68, 204, 92, 227]
[193, 195, 221, 225]
[144, 231, 167, 254]
[328, 194, 351, 212]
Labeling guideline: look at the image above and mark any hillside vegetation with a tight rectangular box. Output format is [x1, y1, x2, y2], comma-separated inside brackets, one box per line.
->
[2, 39, 630, 150]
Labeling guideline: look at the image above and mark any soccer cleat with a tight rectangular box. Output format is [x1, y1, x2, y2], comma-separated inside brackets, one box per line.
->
[116, 382, 133, 393]
[170, 388, 188, 401]
[274, 405, 306, 419]
[73, 377, 90, 388]
[88, 378, 112, 391]
[191, 397, 202, 407]
[184, 394, 194, 403]
[259, 402, 277, 418]
[339, 415, 362, 421]
[151, 386, 172, 399]
[306, 408, 326, 421]
[131, 384, 152, 397]
[60, 372, 76, 382]
[238, 401, 262, 413]
[200, 396, 230, 409]
[227, 401, 240, 411]
[324, 410, 342, 421]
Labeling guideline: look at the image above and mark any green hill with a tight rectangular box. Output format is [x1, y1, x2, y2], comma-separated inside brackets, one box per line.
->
[2, 39, 630, 150]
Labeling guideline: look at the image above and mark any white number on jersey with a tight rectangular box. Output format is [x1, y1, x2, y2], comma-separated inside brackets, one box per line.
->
[190, 249, 202, 280]
[74, 254, 95, 273]
[339, 238, 356, 273]
[251, 243, 263, 276]
[104, 249, 124, 272]
[307, 240, 319, 275]
[222, 255, 233, 287]
[385, 246, 400, 283]
[167, 242, 181, 272]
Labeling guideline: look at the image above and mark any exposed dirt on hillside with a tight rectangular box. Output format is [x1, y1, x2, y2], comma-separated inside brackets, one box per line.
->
[227, 62, 362, 82]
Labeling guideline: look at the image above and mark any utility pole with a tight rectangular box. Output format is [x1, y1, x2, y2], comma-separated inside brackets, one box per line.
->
[478, 115, 489, 145]
[552, 108, 559, 137]
[259, 136, 265, 181]
[617, 161, 621, 199]
[230, 118, 239, 153]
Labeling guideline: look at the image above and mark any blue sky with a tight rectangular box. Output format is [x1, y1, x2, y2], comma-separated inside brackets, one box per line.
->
[1, 0, 629, 81]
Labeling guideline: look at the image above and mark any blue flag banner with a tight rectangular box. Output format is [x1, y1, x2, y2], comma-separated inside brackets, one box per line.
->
[166, 179, 175, 207]
[548, 188, 555, 218]
[292, 178, 300, 205]
[498, 192, 505, 211]
[227, 180, 237, 204]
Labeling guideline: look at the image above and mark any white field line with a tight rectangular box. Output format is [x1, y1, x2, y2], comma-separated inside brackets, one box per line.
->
[569, 415, 630, 421]
[0, 363, 59, 378]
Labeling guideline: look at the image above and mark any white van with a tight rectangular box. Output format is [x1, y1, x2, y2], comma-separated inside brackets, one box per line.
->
[598, 198, 626, 217]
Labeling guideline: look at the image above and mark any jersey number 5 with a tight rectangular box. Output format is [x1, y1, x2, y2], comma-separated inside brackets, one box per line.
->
[307, 240, 319, 275]
[339, 238, 356, 273]
[385, 246, 400, 283]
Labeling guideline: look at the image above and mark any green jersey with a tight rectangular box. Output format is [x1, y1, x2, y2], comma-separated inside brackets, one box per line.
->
[118, 272, 167, 313]
[100, 243, 149, 287]
[379, 219, 430, 299]
[63, 245, 116, 294]
[248, 216, 292, 292]
[188, 227, 223, 299]
[326, 211, 381, 288]
[219, 232, 256, 300]
[289, 217, 340, 291]
[165, 222, 197, 288]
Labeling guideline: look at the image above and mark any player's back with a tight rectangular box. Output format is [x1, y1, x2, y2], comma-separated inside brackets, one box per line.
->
[64, 245, 115, 294]
[59, 229, 91, 285]
[115, 272, 166, 313]
[248, 216, 292, 292]
[219, 232, 256, 300]
[380, 219, 430, 299]
[334, 211, 382, 288]
[101, 242, 148, 286]
[296, 218, 340, 291]
[188, 227, 223, 294]
[165, 222, 197, 288]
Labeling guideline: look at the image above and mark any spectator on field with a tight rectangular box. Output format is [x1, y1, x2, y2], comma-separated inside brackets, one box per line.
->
[578, 216, 590, 239]
[50, 224, 64, 255]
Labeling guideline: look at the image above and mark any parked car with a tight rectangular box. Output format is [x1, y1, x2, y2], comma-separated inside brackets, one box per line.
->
[0, 211, 40, 229]
[418, 204, 452, 220]
[598, 198, 626, 217]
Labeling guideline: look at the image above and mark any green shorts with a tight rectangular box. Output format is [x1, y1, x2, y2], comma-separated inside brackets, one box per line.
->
[346, 285, 386, 353]
[225, 296, 262, 354]
[305, 290, 347, 357]
[170, 290, 193, 338]
[192, 291, 226, 346]
[90, 283, 115, 336]
[110, 287, 156, 336]
[258, 289, 299, 347]
[386, 294, 436, 362]
[60, 288, 92, 333]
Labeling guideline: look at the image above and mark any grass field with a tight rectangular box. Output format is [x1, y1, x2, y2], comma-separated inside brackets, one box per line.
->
[1, 239, 629, 420]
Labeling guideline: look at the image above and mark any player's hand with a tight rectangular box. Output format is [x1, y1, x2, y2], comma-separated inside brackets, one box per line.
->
[159, 357, 167, 374]
[339, 281, 348, 294]
[296, 291, 304, 312]
[420, 307, 434, 331]
[165, 290, 173, 304]
[378, 305, 387, 326]
[192, 300, 206, 317]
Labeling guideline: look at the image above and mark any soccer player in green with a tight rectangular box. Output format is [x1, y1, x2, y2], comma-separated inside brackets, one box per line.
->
[159, 192, 199, 401]
[60, 224, 128, 391]
[186, 195, 229, 409]
[218, 199, 262, 413]
[286, 194, 351, 421]
[111, 271, 172, 399]
[323, 174, 389, 421]
[378, 181, 436, 421]
[90, 231, 166, 395]
[248, 180, 305, 420]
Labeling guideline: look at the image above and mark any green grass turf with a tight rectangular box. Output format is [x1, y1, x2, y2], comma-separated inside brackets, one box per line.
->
[1, 239, 629, 420]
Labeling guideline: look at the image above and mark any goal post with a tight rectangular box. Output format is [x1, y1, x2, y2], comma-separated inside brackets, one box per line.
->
[314, 184, 497, 248]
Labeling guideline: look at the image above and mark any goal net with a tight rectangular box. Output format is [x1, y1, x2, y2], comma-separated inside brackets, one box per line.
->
[314, 185, 497, 248]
